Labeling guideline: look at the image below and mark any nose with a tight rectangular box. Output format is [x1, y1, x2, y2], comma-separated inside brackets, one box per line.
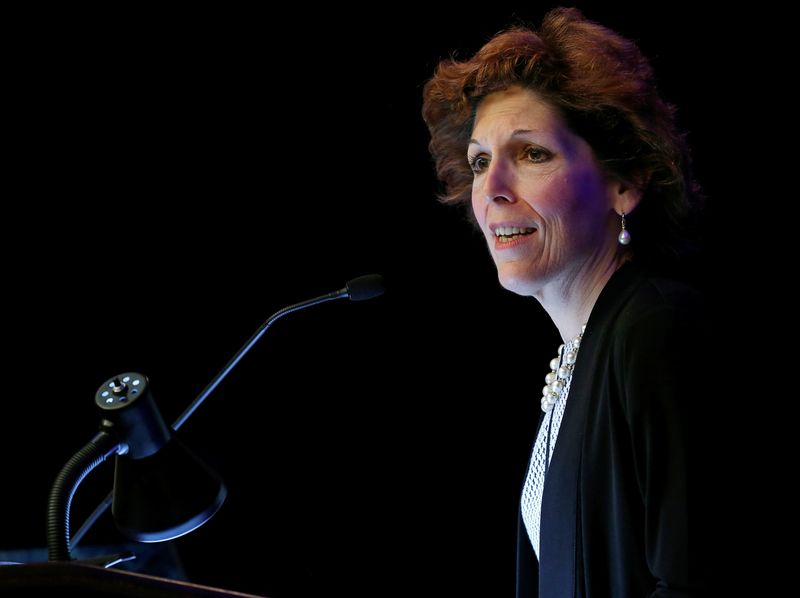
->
[481, 158, 516, 204]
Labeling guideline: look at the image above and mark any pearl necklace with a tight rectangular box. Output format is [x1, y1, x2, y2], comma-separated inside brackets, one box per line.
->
[540, 324, 586, 413]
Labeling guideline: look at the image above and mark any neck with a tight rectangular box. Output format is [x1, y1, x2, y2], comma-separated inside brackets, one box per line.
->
[535, 254, 629, 342]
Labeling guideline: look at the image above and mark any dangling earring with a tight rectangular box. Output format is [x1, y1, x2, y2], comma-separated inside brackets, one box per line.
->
[618, 212, 631, 245]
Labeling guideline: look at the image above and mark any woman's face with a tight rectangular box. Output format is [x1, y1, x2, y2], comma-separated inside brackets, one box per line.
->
[469, 86, 622, 297]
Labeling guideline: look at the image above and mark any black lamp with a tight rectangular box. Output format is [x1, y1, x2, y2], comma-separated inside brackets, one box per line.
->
[96, 373, 227, 542]
[47, 373, 226, 561]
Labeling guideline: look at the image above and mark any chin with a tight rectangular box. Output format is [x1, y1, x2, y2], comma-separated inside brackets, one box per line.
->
[495, 262, 539, 296]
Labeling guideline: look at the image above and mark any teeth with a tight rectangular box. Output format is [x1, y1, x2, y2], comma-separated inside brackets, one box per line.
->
[494, 226, 535, 237]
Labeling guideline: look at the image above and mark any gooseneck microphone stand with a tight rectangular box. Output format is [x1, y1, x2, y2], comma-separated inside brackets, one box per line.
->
[63, 275, 385, 556]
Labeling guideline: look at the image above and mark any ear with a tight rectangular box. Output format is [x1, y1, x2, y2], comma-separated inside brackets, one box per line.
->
[608, 176, 645, 216]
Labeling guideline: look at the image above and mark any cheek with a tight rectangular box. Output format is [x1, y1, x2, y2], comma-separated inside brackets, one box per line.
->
[523, 171, 600, 218]
[471, 188, 485, 226]
[519, 177, 563, 215]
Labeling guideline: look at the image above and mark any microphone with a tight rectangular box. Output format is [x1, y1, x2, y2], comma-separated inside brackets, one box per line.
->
[69, 274, 384, 549]
[345, 274, 385, 301]
[172, 274, 384, 429]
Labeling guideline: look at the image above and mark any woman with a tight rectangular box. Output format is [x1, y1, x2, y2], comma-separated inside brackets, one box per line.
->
[422, 8, 713, 597]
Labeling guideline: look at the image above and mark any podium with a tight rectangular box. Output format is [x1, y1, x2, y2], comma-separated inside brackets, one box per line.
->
[0, 562, 267, 597]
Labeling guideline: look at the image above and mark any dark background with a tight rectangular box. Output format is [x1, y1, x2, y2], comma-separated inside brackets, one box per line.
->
[3, 3, 759, 596]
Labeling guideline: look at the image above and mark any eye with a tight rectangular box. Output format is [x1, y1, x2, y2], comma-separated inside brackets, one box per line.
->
[525, 146, 551, 164]
[468, 154, 489, 174]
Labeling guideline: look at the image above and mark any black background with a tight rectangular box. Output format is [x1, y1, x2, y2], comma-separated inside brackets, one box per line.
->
[3, 3, 761, 596]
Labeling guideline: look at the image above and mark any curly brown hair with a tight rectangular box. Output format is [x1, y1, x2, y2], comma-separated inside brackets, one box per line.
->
[422, 7, 701, 264]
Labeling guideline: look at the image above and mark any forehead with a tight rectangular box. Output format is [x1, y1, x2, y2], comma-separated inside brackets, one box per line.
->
[472, 86, 563, 137]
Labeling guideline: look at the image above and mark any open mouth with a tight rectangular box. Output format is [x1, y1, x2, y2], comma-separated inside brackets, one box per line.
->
[494, 226, 536, 243]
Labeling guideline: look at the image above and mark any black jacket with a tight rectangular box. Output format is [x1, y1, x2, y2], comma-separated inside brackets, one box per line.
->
[516, 262, 714, 598]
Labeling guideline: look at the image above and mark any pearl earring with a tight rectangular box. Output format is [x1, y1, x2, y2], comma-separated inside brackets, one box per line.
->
[618, 211, 631, 245]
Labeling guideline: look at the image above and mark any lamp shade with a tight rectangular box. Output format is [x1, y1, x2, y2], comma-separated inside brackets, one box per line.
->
[112, 436, 227, 542]
[95, 372, 226, 542]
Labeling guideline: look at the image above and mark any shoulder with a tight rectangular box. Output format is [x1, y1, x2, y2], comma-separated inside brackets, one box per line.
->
[590, 266, 707, 373]
[610, 266, 705, 339]
[599, 269, 709, 416]
[630, 275, 702, 317]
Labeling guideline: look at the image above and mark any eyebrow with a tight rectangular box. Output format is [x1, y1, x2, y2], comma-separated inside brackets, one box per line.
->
[469, 129, 538, 146]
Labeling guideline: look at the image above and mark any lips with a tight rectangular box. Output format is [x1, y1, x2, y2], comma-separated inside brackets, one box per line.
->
[494, 225, 536, 243]
[490, 222, 537, 243]
[487, 223, 536, 251]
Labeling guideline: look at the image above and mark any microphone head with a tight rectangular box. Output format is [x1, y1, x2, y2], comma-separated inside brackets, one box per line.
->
[346, 274, 385, 301]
